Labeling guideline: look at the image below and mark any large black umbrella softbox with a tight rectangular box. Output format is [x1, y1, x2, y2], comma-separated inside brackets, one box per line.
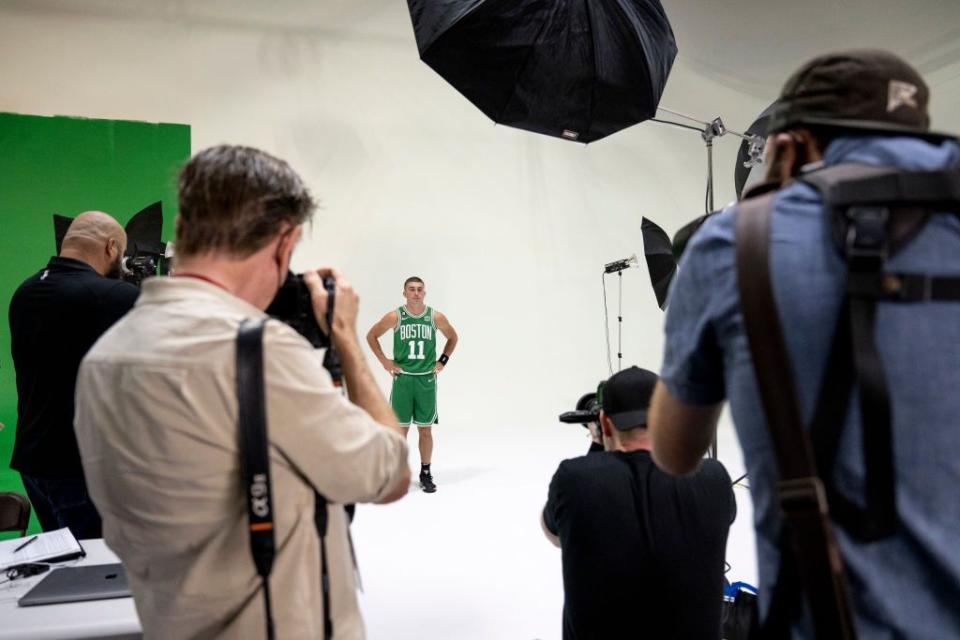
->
[407, 0, 677, 144]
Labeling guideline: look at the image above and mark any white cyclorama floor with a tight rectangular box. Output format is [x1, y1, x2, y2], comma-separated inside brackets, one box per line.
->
[353, 418, 756, 640]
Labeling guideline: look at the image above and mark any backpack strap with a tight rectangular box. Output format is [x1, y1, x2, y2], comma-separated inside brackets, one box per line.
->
[800, 164, 960, 541]
[804, 163, 960, 258]
[735, 193, 858, 639]
[805, 164, 960, 210]
[836, 203, 898, 540]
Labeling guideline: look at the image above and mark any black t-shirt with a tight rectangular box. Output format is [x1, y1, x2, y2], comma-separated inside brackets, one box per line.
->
[9, 257, 139, 476]
[544, 449, 735, 640]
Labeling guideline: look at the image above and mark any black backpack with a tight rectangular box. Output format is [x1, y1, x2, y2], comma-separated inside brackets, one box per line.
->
[735, 159, 960, 639]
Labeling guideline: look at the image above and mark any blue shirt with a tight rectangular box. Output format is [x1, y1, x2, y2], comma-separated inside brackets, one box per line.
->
[661, 135, 960, 639]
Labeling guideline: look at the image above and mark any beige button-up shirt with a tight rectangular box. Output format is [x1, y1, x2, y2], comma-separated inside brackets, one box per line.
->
[75, 277, 408, 639]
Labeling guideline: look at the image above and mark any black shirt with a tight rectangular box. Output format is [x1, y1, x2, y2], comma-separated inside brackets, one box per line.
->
[9, 257, 139, 476]
[544, 450, 735, 640]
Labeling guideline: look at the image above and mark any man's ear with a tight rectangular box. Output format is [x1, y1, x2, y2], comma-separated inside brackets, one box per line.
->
[276, 225, 302, 262]
[795, 129, 824, 165]
[599, 410, 615, 440]
[764, 132, 798, 184]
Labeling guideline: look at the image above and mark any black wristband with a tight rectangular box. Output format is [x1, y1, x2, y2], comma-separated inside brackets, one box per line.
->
[438, 354, 450, 365]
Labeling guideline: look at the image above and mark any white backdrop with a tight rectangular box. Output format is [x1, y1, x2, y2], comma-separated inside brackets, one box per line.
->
[3, 2, 959, 637]
[0, 3, 761, 426]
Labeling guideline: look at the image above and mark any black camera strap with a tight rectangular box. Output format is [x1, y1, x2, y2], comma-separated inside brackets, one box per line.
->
[237, 319, 277, 639]
[237, 318, 334, 640]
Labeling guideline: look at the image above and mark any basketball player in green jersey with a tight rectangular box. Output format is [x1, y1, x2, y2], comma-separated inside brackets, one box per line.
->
[366, 277, 458, 493]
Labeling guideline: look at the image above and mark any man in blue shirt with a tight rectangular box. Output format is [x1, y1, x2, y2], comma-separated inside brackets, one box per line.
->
[649, 50, 960, 638]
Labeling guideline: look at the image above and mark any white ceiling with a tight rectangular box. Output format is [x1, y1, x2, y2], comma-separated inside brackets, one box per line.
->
[666, 0, 960, 97]
[5, 0, 960, 129]
[11, 2, 960, 76]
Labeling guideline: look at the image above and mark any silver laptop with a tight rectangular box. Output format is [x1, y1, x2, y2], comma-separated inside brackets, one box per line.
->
[18, 563, 131, 606]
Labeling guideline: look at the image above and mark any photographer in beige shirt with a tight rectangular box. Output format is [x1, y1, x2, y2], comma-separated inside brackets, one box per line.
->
[75, 145, 409, 639]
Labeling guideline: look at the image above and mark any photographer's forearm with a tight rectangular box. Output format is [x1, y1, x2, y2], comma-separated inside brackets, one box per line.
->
[649, 382, 721, 475]
[338, 335, 400, 431]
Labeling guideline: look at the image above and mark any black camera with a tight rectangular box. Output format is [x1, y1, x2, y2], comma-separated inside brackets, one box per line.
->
[54, 203, 171, 288]
[266, 271, 331, 349]
[121, 253, 162, 287]
[559, 391, 601, 428]
[266, 271, 343, 384]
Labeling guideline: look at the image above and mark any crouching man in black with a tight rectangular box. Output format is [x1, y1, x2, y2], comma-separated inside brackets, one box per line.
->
[542, 366, 736, 640]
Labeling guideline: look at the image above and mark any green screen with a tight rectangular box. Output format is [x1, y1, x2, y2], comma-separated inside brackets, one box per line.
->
[0, 112, 190, 536]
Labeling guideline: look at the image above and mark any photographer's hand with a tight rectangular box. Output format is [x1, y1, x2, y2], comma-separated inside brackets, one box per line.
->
[304, 269, 402, 438]
[587, 422, 603, 446]
[303, 268, 358, 340]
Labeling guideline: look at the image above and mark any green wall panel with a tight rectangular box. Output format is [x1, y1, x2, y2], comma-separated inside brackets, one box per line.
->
[0, 112, 190, 536]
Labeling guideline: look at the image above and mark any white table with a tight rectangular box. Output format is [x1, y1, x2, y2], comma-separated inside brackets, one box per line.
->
[0, 539, 142, 640]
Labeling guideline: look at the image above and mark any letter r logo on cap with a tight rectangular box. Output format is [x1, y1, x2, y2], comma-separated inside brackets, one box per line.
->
[888, 80, 919, 113]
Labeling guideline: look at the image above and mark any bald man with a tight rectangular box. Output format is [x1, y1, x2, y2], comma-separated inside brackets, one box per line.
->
[9, 211, 139, 538]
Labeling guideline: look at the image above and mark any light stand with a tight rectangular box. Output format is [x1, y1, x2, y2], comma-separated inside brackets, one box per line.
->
[617, 268, 623, 372]
[652, 107, 764, 215]
[601, 268, 627, 375]
[647, 108, 765, 459]
[602, 255, 638, 375]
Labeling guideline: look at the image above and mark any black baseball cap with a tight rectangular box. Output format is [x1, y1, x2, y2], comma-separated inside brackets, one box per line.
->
[767, 49, 949, 141]
[599, 366, 659, 431]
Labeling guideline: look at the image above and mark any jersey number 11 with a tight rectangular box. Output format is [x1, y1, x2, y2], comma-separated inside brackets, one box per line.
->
[407, 340, 426, 360]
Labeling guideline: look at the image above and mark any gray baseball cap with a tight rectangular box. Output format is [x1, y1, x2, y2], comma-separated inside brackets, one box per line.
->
[768, 49, 950, 141]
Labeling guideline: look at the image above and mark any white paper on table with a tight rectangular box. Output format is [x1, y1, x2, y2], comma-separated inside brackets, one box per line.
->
[0, 528, 84, 570]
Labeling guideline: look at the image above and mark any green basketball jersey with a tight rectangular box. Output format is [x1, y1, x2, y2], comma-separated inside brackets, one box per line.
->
[393, 306, 437, 375]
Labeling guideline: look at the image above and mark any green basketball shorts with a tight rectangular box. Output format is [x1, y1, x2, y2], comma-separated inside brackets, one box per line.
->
[390, 373, 438, 426]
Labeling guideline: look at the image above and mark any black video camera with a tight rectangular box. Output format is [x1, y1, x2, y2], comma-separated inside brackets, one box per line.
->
[266, 271, 342, 383]
[559, 390, 601, 428]
[121, 253, 163, 287]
